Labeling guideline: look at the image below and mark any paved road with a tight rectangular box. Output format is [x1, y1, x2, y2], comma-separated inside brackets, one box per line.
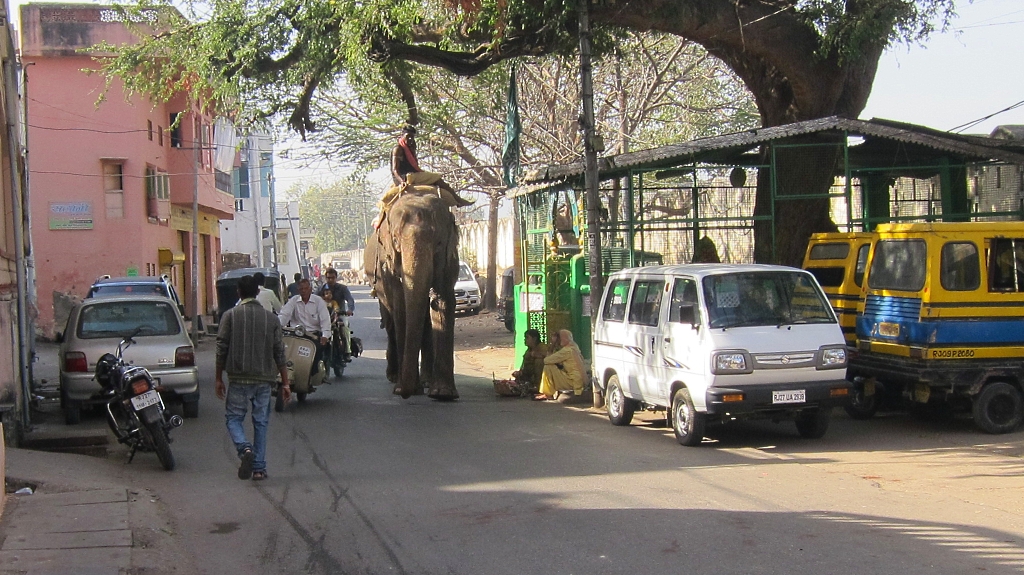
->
[12, 285, 1024, 574]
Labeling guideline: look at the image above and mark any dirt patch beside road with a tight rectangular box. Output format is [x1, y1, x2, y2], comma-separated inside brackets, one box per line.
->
[453, 310, 516, 379]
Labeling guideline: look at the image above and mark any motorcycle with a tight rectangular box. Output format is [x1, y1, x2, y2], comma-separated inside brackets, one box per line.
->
[324, 301, 355, 379]
[276, 325, 327, 411]
[95, 329, 182, 471]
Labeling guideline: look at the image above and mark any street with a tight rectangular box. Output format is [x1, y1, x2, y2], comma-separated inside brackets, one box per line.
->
[14, 285, 1024, 574]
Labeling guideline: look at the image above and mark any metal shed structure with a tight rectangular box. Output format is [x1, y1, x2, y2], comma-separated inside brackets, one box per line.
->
[507, 117, 1024, 359]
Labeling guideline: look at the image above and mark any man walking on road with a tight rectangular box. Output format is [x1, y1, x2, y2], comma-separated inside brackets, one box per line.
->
[215, 275, 290, 481]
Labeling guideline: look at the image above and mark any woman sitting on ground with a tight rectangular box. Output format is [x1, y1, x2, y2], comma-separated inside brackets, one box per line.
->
[512, 329, 548, 392]
[535, 329, 587, 401]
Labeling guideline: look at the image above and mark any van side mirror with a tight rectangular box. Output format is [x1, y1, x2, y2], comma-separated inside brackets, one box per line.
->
[677, 304, 698, 327]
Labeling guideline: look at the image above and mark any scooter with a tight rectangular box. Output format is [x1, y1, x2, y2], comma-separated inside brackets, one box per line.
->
[96, 329, 183, 471]
[276, 325, 327, 411]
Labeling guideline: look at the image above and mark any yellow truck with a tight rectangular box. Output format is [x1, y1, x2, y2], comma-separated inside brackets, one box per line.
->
[848, 222, 1024, 434]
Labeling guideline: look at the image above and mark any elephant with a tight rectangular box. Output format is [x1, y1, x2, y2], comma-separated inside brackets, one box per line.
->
[364, 192, 460, 400]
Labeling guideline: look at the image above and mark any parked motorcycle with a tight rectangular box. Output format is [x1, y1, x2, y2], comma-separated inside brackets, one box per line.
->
[95, 329, 182, 471]
[276, 325, 327, 411]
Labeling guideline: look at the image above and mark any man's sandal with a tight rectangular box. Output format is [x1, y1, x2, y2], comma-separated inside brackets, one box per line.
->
[252, 471, 267, 481]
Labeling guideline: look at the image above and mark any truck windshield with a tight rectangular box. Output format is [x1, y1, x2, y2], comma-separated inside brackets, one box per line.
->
[702, 272, 835, 329]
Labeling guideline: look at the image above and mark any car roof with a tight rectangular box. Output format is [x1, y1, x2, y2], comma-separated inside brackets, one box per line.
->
[79, 295, 179, 306]
[608, 263, 807, 279]
[92, 276, 169, 285]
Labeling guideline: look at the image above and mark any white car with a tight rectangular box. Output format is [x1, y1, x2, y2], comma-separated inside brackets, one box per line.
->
[454, 262, 482, 315]
[58, 295, 199, 425]
[593, 264, 852, 445]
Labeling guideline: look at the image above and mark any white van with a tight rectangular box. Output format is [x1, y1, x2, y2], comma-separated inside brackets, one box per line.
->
[593, 264, 851, 446]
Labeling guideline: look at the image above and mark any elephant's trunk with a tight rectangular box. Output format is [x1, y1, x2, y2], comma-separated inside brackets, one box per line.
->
[397, 218, 434, 398]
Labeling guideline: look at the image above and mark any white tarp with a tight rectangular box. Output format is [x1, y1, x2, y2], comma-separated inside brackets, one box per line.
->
[213, 117, 240, 173]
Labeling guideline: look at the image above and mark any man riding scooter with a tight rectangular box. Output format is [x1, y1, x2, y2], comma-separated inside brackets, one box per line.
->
[279, 279, 332, 378]
[321, 267, 355, 362]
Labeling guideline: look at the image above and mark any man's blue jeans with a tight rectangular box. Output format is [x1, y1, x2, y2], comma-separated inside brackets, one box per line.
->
[225, 383, 272, 473]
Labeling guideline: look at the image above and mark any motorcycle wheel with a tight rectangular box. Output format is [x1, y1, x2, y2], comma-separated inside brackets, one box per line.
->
[334, 362, 344, 378]
[145, 420, 176, 471]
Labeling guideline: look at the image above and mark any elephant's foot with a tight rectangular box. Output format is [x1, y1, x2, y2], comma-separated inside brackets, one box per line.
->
[393, 383, 425, 398]
[428, 384, 459, 402]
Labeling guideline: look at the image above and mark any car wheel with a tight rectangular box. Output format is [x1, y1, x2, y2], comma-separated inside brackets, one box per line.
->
[795, 407, 833, 439]
[606, 374, 635, 426]
[844, 384, 880, 420]
[972, 382, 1024, 434]
[182, 400, 199, 419]
[503, 318, 514, 332]
[671, 388, 706, 446]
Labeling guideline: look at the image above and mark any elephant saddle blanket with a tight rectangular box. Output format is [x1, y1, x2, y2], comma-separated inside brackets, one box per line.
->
[379, 172, 474, 210]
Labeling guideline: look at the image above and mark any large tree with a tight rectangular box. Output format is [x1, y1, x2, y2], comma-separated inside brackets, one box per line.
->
[103, 0, 956, 265]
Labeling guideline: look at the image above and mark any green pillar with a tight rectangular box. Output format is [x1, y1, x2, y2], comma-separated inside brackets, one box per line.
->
[862, 173, 891, 231]
[939, 157, 970, 221]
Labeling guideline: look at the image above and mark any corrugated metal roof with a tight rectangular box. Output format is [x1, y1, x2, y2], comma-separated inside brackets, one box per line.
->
[521, 117, 1024, 185]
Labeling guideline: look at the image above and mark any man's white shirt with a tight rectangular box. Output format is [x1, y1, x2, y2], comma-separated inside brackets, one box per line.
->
[279, 293, 332, 335]
[256, 286, 282, 313]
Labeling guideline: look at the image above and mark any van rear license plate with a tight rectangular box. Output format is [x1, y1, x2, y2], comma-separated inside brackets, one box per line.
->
[772, 390, 806, 404]
[130, 390, 161, 410]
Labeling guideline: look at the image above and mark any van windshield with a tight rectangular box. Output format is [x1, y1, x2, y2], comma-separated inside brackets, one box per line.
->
[702, 272, 835, 329]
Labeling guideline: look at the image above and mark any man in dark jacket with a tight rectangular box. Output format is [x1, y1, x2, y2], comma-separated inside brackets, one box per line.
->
[215, 275, 290, 481]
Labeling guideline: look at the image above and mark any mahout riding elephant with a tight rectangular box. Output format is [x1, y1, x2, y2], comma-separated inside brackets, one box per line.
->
[364, 192, 460, 400]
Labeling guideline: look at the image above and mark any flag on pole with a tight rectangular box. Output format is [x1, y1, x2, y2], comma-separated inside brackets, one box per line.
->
[501, 63, 522, 188]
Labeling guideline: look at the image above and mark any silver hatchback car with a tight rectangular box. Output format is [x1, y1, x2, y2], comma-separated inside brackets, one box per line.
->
[58, 295, 199, 424]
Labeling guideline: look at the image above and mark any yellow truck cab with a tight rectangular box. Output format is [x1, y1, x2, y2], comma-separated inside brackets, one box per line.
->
[802, 232, 874, 347]
[850, 222, 1024, 434]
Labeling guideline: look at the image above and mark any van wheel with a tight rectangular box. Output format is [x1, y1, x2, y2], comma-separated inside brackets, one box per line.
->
[64, 401, 82, 425]
[795, 407, 832, 439]
[606, 375, 635, 426]
[671, 388, 705, 446]
[844, 387, 880, 420]
[182, 400, 200, 419]
[972, 382, 1024, 434]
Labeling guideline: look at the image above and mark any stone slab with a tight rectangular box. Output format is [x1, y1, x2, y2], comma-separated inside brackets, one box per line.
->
[15, 488, 126, 507]
[1, 528, 132, 550]
[5, 501, 127, 533]
[0, 545, 129, 574]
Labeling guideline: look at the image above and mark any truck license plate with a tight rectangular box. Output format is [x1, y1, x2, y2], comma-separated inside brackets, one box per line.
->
[130, 389, 161, 410]
[772, 390, 806, 404]
[878, 322, 900, 337]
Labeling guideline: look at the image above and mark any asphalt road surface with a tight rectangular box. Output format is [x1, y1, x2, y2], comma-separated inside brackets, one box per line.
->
[68, 286, 1024, 574]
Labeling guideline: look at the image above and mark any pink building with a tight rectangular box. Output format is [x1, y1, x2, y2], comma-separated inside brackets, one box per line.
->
[21, 3, 234, 336]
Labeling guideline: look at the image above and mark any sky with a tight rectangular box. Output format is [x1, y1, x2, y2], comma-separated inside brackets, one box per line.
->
[10, 0, 1022, 187]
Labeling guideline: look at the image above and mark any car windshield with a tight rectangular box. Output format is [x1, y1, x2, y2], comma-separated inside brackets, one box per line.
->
[458, 266, 474, 282]
[77, 301, 181, 339]
[701, 271, 835, 329]
[91, 284, 168, 298]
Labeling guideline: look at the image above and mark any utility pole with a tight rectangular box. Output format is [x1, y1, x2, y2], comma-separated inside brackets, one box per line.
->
[190, 116, 200, 345]
[578, 0, 604, 324]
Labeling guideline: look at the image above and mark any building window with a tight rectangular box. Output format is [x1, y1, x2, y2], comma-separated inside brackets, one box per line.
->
[103, 162, 124, 219]
[147, 120, 153, 141]
[145, 166, 171, 221]
[158, 126, 163, 146]
[996, 166, 1002, 189]
[169, 113, 182, 148]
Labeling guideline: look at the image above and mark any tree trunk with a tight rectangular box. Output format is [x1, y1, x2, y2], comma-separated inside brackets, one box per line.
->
[485, 193, 499, 310]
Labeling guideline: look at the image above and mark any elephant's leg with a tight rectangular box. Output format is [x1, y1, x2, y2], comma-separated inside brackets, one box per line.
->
[395, 238, 434, 399]
[427, 254, 459, 401]
[378, 301, 400, 384]
[418, 301, 434, 390]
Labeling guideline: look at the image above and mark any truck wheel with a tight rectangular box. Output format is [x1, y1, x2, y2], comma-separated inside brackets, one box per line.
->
[972, 382, 1024, 434]
[606, 375, 635, 426]
[844, 386, 880, 420]
[795, 407, 833, 439]
[672, 388, 706, 446]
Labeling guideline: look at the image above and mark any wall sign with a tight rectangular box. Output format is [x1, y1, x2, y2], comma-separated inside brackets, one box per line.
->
[49, 202, 93, 230]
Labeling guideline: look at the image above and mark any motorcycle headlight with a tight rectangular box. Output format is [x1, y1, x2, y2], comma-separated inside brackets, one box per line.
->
[712, 351, 751, 374]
